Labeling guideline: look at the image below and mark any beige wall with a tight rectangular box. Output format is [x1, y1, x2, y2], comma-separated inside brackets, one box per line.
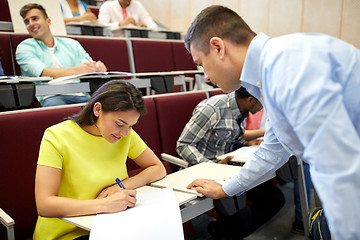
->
[138, 0, 360, 49]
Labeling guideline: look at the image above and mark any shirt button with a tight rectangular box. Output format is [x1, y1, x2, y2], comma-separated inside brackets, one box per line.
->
[256, 81, 260, 86]
[260, 96, 263, 101]
[284, 146, 288, 150]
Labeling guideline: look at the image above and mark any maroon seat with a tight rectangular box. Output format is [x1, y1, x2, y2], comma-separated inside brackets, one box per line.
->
[154, 92, 207, 158]
[0, 0, 12, 22]
[9, 34, 32, 75]
[131, 40, 175, 73]
[0, 33, 15, 75]
[0, 106, 82, 240]
[75, 37, 130, 72]
[208, 89, 224, 97]
[128, 97, 172, 176]
[171, 42, 197, 72]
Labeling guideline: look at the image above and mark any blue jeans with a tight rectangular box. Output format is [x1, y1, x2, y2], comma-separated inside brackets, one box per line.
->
[294, 162, 312, 222]
[41, 95, 89, 107]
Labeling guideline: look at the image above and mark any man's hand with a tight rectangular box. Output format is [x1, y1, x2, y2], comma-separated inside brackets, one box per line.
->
[80, 61, 107, 73]
[119, 17, 136, 26]
[217, 155, 234, 165]
[187, 179, 229, 199]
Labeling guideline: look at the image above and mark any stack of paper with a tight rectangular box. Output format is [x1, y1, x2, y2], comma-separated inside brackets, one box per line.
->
[89, 188, 184, 240]
[216, 146, 259, 163]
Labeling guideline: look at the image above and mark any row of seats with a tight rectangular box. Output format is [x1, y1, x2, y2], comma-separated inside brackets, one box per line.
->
[0, 88, 226, 239]
[0, 32, 197, 79]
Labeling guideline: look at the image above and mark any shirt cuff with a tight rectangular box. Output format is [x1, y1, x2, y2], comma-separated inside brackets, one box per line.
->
[222, 175, 244, 197]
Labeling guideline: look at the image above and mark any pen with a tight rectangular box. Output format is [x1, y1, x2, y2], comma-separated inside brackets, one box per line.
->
[115, 178, 126, 189]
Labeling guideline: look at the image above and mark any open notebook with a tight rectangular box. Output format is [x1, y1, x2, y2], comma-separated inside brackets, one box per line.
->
[48, 72, 130, 85]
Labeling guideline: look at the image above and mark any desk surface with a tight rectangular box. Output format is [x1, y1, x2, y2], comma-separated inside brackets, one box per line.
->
[150, 162, 241, 196]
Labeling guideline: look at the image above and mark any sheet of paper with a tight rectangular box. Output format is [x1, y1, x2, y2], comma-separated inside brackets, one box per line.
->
[150, 162, 241, 196]
[216, 146, 259, 163]
[48, 72, 130, 85]
[89, 188, 184, 240]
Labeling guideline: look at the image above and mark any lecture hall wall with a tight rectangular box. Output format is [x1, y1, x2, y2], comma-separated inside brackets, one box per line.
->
[138, 0, 360, 49]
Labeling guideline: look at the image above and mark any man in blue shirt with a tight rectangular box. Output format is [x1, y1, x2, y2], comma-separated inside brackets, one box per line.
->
[16, 3, 107, 107]
[185, 6, 360, 240]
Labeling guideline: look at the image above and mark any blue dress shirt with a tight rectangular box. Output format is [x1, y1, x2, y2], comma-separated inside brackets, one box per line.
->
[222, 32, 360, 239]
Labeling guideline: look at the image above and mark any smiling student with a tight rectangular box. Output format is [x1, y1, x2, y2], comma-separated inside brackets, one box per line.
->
[16, 3, 107, 107]
[33, 80, 166, 240]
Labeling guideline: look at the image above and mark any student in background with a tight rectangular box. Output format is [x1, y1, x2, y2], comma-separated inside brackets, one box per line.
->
[98, 0, 157, 29]
[59, 0, 97, 24]
[16, 3, 107, 107]
[177, 87, 284, 239]
[185, 5, 360, 239]
[33, 80, 166, 240]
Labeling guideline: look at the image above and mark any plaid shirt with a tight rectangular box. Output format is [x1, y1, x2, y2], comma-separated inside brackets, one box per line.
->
[176, 92, 247, 166]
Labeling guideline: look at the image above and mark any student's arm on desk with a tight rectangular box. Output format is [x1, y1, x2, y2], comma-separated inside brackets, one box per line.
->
[186, 179, 229, 199]
[64, 9, 97, 24]
[35, 165, 136, 218]
[243, 128, 265, 141]
[97, 147, 166, 198]
[41, 61, 107, 79]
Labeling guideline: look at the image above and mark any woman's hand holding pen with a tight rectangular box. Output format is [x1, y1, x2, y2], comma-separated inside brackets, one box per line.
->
[96, 184, 137, 213]
[99, 190, 137, 213]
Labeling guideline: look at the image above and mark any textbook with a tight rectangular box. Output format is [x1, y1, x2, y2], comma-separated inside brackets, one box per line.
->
[0, 75, 52, 82]
[48, 72, 130, 85]
[216, 146, 259, 163]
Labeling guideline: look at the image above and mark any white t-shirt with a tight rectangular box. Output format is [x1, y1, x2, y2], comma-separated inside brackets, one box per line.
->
[98, 0, 157, 29]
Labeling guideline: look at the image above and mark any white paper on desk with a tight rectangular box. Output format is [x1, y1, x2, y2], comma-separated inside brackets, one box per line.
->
[89, 188, 184, 240]
[216, 146, 259, 163]
[48, 72, 130, 85]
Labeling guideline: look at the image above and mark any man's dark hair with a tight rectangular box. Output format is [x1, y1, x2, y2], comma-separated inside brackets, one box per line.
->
[185, 5, 255, 54]
[235, 86, 252, 99]
[20, 3, 48, 19]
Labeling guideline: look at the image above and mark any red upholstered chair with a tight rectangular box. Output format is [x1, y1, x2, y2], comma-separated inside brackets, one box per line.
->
[0, 106, 82, 240]
[131, 40, 175, 73]
[0, 0, 11, 22]
[75, 37, 130, 72]
[0, 33, 15, 75]
[9, 34, 31, 75]
[153, 92, 207, 171]
[128, 97, 172, 176]
[171, 42, 197, 72]
[208, 89, 224, 97]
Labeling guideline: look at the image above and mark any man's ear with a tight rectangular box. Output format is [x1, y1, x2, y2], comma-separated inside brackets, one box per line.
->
[209, 37, 225, 59]
[47, 17, 51, 26]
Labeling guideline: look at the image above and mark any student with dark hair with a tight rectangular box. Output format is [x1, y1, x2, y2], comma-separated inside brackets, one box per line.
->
[16, 3, 107, 107]
[177, 87, 283, 239]
[185, 5, 360, 239]
[33, 80, 166, 239]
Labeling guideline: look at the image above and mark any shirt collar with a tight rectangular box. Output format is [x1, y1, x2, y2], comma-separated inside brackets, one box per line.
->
[34, 36, 58, 50]
[240, 32, 270, 106]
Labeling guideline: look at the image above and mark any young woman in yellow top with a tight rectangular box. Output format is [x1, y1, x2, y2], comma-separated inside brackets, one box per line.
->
[33, 80, 166, 240]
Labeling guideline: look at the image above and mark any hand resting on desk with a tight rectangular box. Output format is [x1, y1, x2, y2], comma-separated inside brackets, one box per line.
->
[96, 188, 137, 213]
[187, 179, 229, 199]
